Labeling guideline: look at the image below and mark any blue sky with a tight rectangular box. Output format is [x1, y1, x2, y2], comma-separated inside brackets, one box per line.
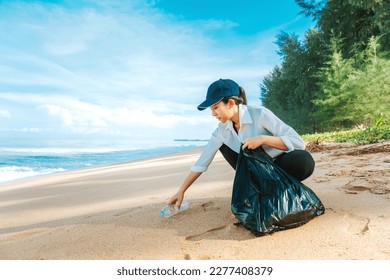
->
[0, 0, 314, 144]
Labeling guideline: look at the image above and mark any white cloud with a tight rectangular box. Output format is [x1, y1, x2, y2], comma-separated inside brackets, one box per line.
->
[0, 0, 282, 139]
[0, 109, 11, 118]
[41, 97, 212, 133]
[195, 19, 239, 30]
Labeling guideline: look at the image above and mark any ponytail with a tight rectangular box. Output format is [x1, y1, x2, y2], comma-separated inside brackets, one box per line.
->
[239, 86, 247, 105]
[222, 85, 248, 105]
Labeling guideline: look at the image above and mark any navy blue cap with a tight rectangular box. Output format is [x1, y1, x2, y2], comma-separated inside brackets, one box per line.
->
[197, 79, 240, 111]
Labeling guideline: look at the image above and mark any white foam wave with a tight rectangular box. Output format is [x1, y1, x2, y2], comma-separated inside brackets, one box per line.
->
[0, 166, 66, 183]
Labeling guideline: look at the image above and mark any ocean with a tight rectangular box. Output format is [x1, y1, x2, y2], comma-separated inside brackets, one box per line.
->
[0, 138, 206, 184]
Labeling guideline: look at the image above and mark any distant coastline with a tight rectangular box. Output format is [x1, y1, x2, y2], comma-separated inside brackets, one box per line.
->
[174, 139, 208, 142]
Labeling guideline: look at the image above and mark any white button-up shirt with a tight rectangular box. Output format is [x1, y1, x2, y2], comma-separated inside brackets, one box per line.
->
[191, 104, 305, 172]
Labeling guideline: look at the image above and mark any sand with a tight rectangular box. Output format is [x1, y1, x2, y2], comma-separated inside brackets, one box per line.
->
[0, 141, 389, 260]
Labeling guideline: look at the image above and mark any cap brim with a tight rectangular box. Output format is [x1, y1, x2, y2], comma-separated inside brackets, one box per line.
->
[197, 98, 223, 111]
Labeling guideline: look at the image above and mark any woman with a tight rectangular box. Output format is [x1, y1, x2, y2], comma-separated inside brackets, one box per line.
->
[167, 79, 315, 208]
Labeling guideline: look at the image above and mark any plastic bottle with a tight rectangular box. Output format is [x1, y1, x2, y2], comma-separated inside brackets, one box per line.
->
[160, 199, 189, 218]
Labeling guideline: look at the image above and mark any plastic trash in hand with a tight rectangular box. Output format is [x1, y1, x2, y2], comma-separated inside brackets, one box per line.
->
[160, 199, 189, 218]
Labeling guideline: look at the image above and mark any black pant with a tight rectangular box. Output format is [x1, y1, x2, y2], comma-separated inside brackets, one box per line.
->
[219, 144, 315, 181]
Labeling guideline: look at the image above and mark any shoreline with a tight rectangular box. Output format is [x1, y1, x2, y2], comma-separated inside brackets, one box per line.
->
[0, 141, 389, 260]
[0, 145, 205, 187]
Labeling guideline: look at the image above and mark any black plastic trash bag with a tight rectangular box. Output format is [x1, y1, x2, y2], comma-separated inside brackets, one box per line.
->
[231, 147, 325, 236]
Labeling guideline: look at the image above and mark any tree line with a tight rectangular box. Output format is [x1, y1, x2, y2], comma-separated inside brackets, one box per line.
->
[260, 0, 390, 134]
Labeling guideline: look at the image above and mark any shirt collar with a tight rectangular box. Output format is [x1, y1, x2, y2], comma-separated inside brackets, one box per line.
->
[239, 104, 253, 125]
[224, 104, 253, 131]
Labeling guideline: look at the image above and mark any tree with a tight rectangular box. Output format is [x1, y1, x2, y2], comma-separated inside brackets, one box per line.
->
[261, 30, 327, 133]
[350, 37, 390, 123]
[296, 0, 390, 56]
[313, 37, 358, 129]
[295, 0, 326, 21]
[314, 36, 390, 129]
[260, 0, 390, 133]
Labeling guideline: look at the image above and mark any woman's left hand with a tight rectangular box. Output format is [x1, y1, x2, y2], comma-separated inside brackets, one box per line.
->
[242, 136, 264, 150]
[242, 135, 289, 151]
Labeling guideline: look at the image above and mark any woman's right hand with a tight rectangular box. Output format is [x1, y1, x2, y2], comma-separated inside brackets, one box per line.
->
[166, 191, 184, 209]
[165, 171, 201, 209]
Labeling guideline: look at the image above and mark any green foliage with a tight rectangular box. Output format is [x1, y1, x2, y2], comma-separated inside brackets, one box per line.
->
[303, 110, 390, 145]
[298, 0, 390, 56]
[261, 29, 327, 133]
[260, 0, 390, 135]
[347, 0, 390, 51]
[295, 0, 325, 21]
[302, 125, 390, 145]
[314, 36, 390, 129]
[313, 37, 356, 129]
[319, 0, 380, 57]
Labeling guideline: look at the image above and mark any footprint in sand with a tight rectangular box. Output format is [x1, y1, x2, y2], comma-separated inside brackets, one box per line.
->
[370, 188, 390, 195]
[327, 170, 354, 176]
[185, 218, 252, 242]
[185, 224, 230, 241]
[343, 213, 370, 235]
[342, 179, 370, 194]
[313, 177, 331, 183]
[342, 177, 390, 195]
[201, 201, 219, 211]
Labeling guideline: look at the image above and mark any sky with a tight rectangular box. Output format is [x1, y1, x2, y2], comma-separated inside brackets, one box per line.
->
[0, 0, 315, 144]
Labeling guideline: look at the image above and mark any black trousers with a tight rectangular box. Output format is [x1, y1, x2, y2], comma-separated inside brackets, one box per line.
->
[219, 144, 315, 181]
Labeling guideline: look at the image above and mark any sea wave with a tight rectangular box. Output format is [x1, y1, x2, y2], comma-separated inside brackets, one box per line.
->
[0, 140, 204, 155]
[0, 147, 140, 155]
[0, 166, 66, 183]
[0, 142, 205, 184]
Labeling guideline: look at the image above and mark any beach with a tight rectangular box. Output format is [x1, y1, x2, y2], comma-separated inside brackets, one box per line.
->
[0, 141, 389, 260]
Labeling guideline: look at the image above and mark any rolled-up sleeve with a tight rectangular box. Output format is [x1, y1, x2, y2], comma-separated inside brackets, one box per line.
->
[261, 107, 305, 152]
[191, 130, 223, 172]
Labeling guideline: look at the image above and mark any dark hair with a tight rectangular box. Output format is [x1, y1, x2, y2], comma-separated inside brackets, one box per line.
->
[221, 86, 247, 105]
